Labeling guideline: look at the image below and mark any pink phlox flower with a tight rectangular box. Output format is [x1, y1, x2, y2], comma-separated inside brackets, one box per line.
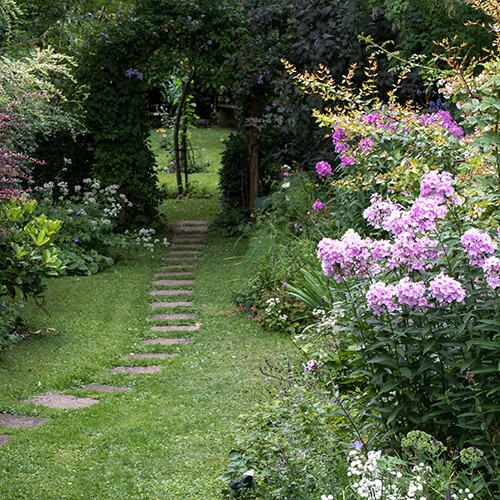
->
[422, 110, 464, 138]
[340, 155, 356, 167]
[396, 277, 429, 308]
[381, 207, 416, 237]
[358, 137, 374, 154]
[363, 193, 399, 230]
[317, 230, 381, 281]
[429, 272, 467, 306]
[312, 199, 323, 211]
[409, 197, 448, 232]
[419, 170, 459, 205]
[461, 228, 498, 267]
[483, 256, 500, 289]
[316, 161, 333, 179]
[366, 281, 400, 316]
[387, 234, 440, 272]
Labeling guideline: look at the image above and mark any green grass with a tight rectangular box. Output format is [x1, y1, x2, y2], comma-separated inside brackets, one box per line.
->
[0, 127, 297, 499]
[150, 125, 230, 202]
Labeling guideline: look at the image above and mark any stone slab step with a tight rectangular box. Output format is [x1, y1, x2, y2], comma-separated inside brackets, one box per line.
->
[149, 289, 193, 296]
[0, 413, 51, 428]
[24, 392, 99, 409]
[149, 301, 193, 308]
[151, 313, 196, 321]
[151, 279, 194, 286]
[142, 337, 192, 346]
[171, 236, 207, 243]
[175, 220, 210, 225]
[154, 272, 193, 277]
[151, 324, 200, 332]
[168, 251, 203, 256]
[0, 435, 8, 445]
[170, 243, 206, 249]
[126, 353, 178, 359]
[110, 366, 164, 375]
[162, 257, 201, 262]
[160, 264, 197, 269]
[81, 384, 132, 393]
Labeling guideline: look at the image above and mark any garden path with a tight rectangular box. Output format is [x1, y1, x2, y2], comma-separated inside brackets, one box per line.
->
[0, 220, 209, 445]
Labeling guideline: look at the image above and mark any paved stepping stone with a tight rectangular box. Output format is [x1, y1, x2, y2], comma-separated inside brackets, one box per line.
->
[161, 255, 201, 263]
[81, 384, 132, 393]
[168, 250, 203, 255]
[0, 413, 51, 428]
[170, 243, 205, 248]
[151, 313, 196, 321]
[149, 301, 193, 308]
[155, 272, 193, 277]
[176, 220, 210, 225]
[160, 264, 197, 269]
[126, 353, 177, 359]
[24, 392, 99, 409]
[151, 279, 194, 286]
[0, 435, 8, 445]
[172, 237, 206, 243]
[149, 289, 193, 296]
[110, 365, 164, 375]
[142, 337, 192, 346]
[150, 324, 200, 332]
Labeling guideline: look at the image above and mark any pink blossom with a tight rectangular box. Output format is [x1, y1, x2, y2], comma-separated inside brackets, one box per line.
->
[366, 282, 399, 316]
[363, 193, 399, 230]
[409, 197, 448, 232]
[316, 161, 333, 178]
[483, 256, 500, 289]
[312, 199, 323, 211]
[396, 277, 429, 308]
[428, 272, 466, 306]
[461, 228, 498, 267]
[419, 170, 459, 205]
[340, 156, 356, 167]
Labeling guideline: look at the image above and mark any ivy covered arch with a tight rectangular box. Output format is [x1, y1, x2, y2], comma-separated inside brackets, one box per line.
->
[76, 1, 245, 223]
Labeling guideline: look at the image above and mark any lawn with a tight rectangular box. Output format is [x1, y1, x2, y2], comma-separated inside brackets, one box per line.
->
[0, 127, 298, 499]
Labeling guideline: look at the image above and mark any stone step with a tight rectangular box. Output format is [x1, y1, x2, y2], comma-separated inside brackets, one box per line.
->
[150, 324, 200, 332]
[168, 250, 203, 256]
[159, 264, 197, 269]
[151, 279, 194, 286]
[162, 256, 201, 262]
[149, 289, 193, 296]
[24, 392, 99, 409]
[175, 220, 210, 225]
[0, 413, 51, 428]
[110, 366, 164, 375]
[171, 236, 207, 243]
[154, 272, 193, 277]
[149, 301, 193, 308]
[142, 337, 192, 346]
[170, 243, 206, 249]
[126, 353, 178, 360]
[0, 435, 8, 446]
[150, 313, 196, 321]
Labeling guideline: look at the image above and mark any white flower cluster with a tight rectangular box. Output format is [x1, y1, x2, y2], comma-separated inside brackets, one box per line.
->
[265, 296, 280, 314]
[347, 449, 428, 500]
[134, 228, 169, 252]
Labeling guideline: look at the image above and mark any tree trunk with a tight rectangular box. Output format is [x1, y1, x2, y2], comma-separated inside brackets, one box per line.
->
[247, 97, 260, 212]
[173, 68, 195, 194]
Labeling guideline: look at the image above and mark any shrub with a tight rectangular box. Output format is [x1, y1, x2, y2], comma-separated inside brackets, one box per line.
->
[0, 199, 64, 347]
[32, 178, 167, 275]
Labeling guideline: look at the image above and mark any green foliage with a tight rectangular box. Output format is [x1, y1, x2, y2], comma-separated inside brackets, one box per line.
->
[0, 198, 63, 346]
[76, 9, 160, 222]
[32, 178, 166, 275]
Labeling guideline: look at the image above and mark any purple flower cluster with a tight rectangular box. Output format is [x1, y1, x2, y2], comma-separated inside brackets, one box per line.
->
[461, 228, 497, 266]
[330, 109, 463, 169]
[317, 230, 390, 282]
[483, 256, 500, 289]
[428, 273, 466, 306]
[312, 199, 323, 211]
[316, 161, 332, 179]
[125, 68, 144, 80]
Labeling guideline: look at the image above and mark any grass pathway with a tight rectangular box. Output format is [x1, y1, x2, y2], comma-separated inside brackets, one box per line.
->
[0, 210, 297, 499]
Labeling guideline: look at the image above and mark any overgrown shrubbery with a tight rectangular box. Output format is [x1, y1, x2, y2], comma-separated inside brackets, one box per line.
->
[225, 3, 500, 496]
[32, 178, 167, 276]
